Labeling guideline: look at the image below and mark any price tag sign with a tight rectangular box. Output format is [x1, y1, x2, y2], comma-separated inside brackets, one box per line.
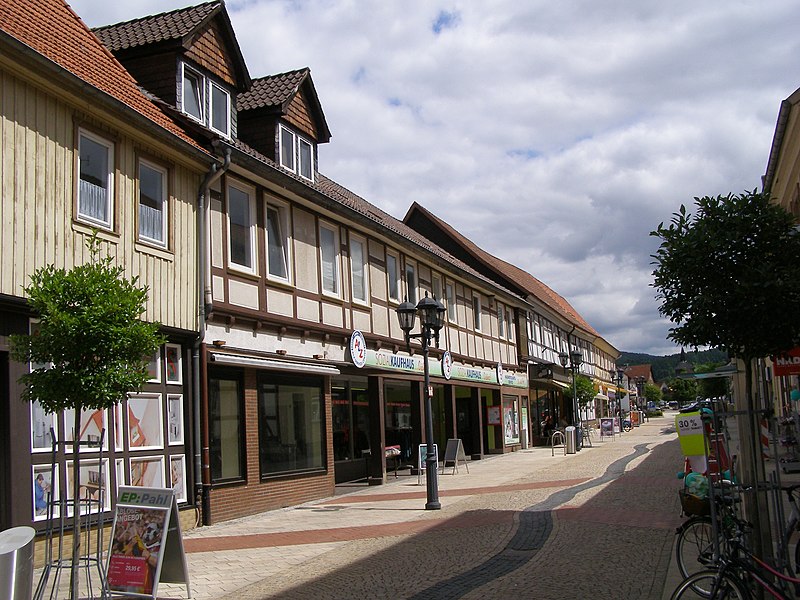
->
[675, 411, 706, 457]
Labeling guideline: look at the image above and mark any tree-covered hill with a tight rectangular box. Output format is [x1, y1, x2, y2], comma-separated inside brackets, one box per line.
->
[617, 348, 728, 382]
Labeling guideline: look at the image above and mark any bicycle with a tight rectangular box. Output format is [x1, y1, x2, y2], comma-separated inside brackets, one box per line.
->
[670, 531, 800, 599]
[671, 484, 800, 600]
[675, 482, 744, 591]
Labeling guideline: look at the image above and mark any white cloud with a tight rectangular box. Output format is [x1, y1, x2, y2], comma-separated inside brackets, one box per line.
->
[70, 0, 800, 355]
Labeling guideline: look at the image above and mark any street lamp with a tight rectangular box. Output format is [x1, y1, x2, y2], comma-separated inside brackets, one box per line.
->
[396, 292, 446, 510]
[558, 348, 583, 447]
[610, 368, 624, 431]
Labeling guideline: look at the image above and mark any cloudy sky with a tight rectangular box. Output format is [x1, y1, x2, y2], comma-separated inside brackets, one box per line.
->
[70, 0, 800, 356]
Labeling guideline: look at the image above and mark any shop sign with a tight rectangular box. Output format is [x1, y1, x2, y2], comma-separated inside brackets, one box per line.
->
[773, 347, 800, 376]
[350, 331, 367, 369]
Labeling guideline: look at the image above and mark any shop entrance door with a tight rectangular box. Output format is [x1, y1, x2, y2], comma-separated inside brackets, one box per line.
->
[456, 396, 472, 456]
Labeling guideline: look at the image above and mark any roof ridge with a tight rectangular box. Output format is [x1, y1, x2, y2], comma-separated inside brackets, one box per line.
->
[92, 0, 220, 32]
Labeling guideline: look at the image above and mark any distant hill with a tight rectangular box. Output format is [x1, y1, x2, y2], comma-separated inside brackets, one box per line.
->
[617, 348, 729, 382]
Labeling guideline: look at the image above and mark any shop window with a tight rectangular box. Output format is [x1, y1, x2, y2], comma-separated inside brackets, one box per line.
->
[258, 375, 325, 476]
[384, 380, 412, 462]
[209, 373, 244, 482]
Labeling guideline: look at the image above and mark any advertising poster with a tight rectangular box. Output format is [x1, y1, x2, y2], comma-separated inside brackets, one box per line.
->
[107, 505, 167, 595]
[503, 401, 519, 445]
[487, 406, 501, 425]
[599, 417, 614, 438]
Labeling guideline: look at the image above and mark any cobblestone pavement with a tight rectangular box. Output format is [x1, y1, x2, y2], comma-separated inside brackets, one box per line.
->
[35, 415, 689, 599]
[155, 416, 686, 600]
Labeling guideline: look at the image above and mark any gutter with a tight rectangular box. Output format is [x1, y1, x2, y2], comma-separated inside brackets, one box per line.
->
[193, 147, 231, 525]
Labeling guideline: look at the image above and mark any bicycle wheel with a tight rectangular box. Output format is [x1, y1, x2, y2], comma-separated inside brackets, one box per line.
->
[670, 569, 750, 599]
[676, 516, 716, 582]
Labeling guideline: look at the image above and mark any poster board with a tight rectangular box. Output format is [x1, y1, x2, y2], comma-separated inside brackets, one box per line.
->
[599, 417, 615, 439]
[417, 443, 438, 485]
[106, 486, 190, 599]
[440, 439, 469, 475]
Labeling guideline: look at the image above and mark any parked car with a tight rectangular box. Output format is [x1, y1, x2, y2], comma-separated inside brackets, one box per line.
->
[668, 401, 679, 410]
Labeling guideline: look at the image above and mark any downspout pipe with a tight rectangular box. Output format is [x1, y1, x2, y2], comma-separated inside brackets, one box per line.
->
[194, 147, 230, 525]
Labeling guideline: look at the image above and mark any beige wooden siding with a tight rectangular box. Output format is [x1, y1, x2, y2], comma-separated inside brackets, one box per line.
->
[0, 68, 201, 332]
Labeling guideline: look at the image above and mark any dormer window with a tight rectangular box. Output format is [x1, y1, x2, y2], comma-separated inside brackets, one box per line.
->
[180, 62, 231, 138]
[279, 125, 314, 182]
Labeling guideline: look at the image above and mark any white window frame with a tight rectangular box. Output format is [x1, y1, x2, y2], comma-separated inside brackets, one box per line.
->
[386, 250, 400, 303]
[473, 293, 482, 332]
[319, 221, 341, 297]
[349, 233, 369, 304]
[278, 125, 315, 183]
[77, 128, 114, 230]
[404, 260, 417, 304]
[226, 179, 257, 274]
[137, 158, 168, 247]
[265, 197, 292, 283]
[209, 80, 231, 138]
[446, 282, 456, 322]
[181, 63, 205, 123]
[506, 308, 513, 340]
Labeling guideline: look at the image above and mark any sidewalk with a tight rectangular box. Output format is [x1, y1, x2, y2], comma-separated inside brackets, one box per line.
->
[157, 416, 686, 599]
[33, 415, 688, 599]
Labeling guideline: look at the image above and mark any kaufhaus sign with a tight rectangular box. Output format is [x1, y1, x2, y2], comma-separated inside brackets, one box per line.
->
[349, 331, 527, 388]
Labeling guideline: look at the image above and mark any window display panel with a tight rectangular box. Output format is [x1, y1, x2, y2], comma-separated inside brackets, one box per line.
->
[167, 394, 184, 445]
[32, 464, 58, 521]
[332, 383, 370, 462]
[66, 458, 110, 515]
[170, 455, 187, 503]
[258, 376, 325, 476]
[130, 456, 165, 488]
[64, 407, 108, 452]
[127, 394, 163, 450]
[31, 401, 56, 452]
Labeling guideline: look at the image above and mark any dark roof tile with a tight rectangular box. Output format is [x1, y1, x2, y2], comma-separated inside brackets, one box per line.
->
[237, 69, 309, 111]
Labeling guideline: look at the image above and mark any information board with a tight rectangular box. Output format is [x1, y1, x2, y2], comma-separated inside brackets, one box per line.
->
[417, 443, 439, 485]
[106, 486, 189, 599]
[441, 439, 469, 475]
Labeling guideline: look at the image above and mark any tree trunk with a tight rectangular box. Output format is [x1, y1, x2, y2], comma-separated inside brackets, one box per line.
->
[69, 402, 82, 600]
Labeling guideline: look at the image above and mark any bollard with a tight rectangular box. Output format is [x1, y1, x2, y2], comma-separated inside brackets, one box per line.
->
[0, 526, 36, 600]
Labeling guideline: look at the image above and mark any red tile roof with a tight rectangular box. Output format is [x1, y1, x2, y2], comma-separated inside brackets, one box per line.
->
[405, 202, 600, 338]
[0, 0, 208, 155]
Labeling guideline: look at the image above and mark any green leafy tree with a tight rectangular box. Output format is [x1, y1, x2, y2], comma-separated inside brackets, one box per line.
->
[643, 382, 662, 405]
[651, 189, 800, 560]
[563, 374, 596, 410]
[666, 377, 697, 406]
[695, 362, 730, 400]
[10, 235, 164, 598]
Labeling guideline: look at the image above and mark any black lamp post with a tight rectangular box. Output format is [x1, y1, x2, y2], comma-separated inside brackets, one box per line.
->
[396, 292, 446, 510]
[558, 348, 583, 446]
[611, 368, 624, 431]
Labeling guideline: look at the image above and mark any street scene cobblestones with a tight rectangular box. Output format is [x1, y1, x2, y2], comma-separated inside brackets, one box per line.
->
[145, 415, 689, 600]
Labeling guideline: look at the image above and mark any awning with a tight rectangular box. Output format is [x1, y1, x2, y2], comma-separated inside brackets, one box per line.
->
[530, 378, 569, 391]
[594, 394, 609, 401]
[209, 352, 341, 375]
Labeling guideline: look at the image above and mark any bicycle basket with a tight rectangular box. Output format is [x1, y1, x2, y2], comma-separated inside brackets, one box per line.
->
[679, 489, 710, 516]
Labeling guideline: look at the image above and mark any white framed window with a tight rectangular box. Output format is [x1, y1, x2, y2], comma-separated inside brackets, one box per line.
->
[181, 64, 204, 122]
[138, 158, 168, 246]
[432, 274, 443, 304]
[227, 180, 256, 273]
[506, 308, 513, 340]
[350, 234, 369, 303]
[319, 222, 341, 296]
[446, 282, 455, 322]
[405, 261, 417, 304]
[77, 129, 114, 229]
[265, 199, 291, 282]
[387, 250, 400, 302]
[279, 125, 314, 182]
[209, 81, 231, 137]
[473, 294, 482, 332]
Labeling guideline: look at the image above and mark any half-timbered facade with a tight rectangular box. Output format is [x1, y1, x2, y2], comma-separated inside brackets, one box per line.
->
[0, 0, 215, 532]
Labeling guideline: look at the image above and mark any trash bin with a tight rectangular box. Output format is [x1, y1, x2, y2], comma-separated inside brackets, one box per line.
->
[0, 526, 36, 600]
[565, 426, 576, 454]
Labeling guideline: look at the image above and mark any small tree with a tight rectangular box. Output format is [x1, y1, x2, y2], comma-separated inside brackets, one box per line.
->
[564, 374, 596, 421]
[10, 235, 164, 598]
[666, 377, 697, 406]
[643, 382, 662, 405]
[651, 189, 800, 560]
[695, 362, 730, 400]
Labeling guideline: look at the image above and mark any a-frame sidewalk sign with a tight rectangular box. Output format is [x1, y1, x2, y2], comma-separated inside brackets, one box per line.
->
[106, 486, 191, 599]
